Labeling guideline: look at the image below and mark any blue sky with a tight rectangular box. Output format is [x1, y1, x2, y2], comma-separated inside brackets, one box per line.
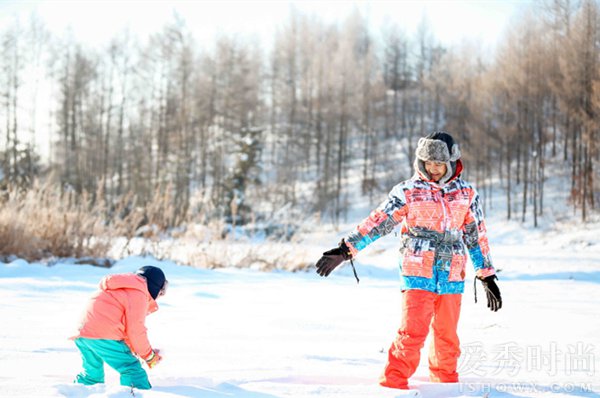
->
[1, 0, 533, 50]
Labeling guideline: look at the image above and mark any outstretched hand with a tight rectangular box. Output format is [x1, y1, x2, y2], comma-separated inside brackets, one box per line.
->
[315, 240, 352, 277]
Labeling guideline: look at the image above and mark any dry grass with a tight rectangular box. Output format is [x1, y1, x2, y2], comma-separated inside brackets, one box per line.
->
[0, 182, 314, 272]
[0, 183, 138, 261]
[109, 223, 313, 272]
[173, 240, 312, 272]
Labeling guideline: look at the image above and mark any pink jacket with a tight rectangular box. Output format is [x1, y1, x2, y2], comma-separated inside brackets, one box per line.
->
[345, 160, 495, 294]
[73, 273, 158, 359]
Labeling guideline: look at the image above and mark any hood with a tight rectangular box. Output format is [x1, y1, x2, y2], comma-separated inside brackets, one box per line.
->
[100, 273, 150, 295]
[100, 273, 158, 313]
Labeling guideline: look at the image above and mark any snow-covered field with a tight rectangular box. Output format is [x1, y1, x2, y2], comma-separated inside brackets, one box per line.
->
[1, 206, 600, 397]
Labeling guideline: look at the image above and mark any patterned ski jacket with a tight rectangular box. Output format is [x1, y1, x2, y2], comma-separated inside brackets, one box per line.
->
[73, 273, 158, 358]
[345, 160, 495, 294]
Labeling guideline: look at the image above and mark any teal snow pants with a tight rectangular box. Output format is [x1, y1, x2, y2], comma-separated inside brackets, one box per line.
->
[74, 337, 151, 389]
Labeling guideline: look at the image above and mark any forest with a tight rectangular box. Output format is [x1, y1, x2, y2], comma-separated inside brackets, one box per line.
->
[0, 0, 599, 261]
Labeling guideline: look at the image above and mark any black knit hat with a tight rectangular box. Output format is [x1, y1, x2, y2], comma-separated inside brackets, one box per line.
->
[136, 266, 166, 300]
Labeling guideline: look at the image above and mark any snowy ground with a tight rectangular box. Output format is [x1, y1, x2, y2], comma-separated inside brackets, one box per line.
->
[1, 209, 600, 397]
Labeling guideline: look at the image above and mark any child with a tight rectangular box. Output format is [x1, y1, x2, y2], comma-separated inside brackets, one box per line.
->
[72, 265, 167, 390]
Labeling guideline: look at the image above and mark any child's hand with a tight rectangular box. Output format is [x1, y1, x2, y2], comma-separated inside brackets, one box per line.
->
[145, 349, 162, 369]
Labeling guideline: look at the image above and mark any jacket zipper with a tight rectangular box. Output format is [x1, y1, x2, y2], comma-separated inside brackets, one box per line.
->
[438, 189, 448, 232]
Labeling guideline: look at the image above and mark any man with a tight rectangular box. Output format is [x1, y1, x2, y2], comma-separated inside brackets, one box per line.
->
[315, 131, 502, 389]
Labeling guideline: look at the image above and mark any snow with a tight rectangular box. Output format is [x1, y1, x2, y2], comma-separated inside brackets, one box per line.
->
[1, 197, 600, 397]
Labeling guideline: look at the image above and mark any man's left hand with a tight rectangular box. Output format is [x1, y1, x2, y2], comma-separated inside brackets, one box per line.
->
[480, 275, 502, 312]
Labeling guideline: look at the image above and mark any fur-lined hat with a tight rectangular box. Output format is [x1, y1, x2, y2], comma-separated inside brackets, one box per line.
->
[414, 131, 461, 184]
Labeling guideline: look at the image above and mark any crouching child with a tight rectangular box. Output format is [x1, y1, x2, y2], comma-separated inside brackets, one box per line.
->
[71, 265, 168, 390]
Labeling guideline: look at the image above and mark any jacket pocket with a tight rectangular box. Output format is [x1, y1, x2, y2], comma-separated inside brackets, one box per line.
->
[448, 253, 467, 281]
[401, 249, 434, 278]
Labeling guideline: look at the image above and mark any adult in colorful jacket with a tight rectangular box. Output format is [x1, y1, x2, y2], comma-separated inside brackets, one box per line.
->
[315, 131, 502, 390]
[72, 265, 167, 389]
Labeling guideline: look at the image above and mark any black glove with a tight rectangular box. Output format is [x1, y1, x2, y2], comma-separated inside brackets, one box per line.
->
[479, 275, 502, 312]
[315, 240, 352, 277]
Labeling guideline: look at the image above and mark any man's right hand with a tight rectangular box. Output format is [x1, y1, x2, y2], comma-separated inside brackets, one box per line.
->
[315, 240, 352, 277]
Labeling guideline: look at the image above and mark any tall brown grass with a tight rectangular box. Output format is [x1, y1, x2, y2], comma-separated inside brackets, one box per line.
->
[0, 183, 314, 272]
[0, 183, 140, 261]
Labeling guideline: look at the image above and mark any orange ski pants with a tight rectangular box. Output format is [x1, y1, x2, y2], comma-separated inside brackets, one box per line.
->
[380, 289, 462, 389]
